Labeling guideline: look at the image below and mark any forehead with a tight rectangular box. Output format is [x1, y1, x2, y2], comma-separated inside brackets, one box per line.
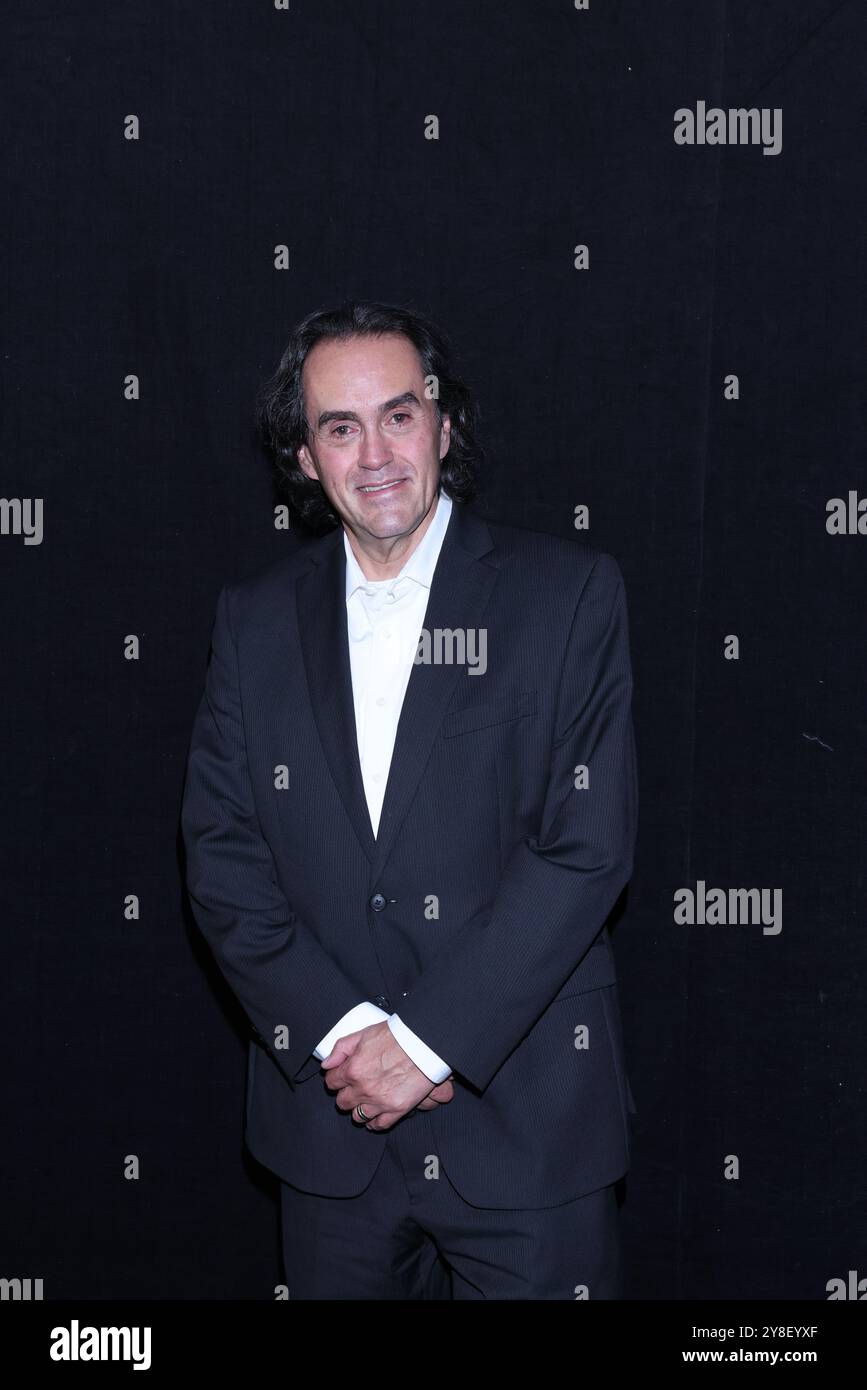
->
[302, 333, 424, 404]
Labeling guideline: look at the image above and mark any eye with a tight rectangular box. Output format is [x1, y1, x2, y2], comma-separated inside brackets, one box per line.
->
[390, 412, 411, 425]
[331, 424, 353, 437]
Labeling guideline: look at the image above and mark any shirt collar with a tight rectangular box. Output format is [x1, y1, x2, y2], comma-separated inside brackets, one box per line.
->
[344, 487, 453, 602]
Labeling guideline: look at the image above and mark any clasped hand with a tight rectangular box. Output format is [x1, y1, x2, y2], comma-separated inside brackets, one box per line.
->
[320, 1020, 454, 1130]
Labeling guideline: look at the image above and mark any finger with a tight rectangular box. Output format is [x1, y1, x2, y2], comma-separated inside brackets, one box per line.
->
[320, 1040, 353, 1069]
[366, 1110, 401, 1131]
[428, 1082, 454, 1103]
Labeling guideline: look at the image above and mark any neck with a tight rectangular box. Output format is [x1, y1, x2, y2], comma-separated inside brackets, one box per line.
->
[345, 490, 442, 581]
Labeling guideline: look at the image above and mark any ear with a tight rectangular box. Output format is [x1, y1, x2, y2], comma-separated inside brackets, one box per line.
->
[297, 443, 317, 481]
[439, 413, 452, 459]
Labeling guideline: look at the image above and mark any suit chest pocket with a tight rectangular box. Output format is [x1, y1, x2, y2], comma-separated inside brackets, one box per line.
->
[440, 689, 538, 738]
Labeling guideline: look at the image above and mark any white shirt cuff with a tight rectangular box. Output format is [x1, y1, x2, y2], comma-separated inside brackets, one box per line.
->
[313, 1001, 390, 1060]
[388, 1014, 451, 1084]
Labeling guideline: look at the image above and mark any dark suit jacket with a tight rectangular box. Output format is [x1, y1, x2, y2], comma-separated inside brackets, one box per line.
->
[181, 498, 638, 1208]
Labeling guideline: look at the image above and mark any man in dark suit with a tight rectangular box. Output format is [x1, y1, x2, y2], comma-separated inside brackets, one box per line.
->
[181, 300, 638, 1299]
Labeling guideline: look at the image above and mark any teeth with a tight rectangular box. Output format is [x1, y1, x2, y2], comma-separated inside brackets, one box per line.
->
[360, 481, 400, 492]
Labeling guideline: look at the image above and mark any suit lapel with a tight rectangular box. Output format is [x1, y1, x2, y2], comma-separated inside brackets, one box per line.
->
[369, 503, 498, 881]
[295, 499, 499, 876]
[296, 525, 377, 863]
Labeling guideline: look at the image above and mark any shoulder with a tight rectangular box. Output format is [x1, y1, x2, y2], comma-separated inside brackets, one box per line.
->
[478, 508, 626, 603]
[219, 529, 340, 624]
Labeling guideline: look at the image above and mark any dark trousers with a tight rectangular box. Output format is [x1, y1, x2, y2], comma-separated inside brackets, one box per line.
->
[279, 1108, 622, 1300]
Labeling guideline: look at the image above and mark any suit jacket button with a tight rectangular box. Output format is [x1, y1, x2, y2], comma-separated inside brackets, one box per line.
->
[370, 892, 387, 911]
[373, 995, 391, 1010]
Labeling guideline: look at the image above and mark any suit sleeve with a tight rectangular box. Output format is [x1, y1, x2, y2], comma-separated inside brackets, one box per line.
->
[181, 583, 376, 1083]
[394, 552, 638, 1092]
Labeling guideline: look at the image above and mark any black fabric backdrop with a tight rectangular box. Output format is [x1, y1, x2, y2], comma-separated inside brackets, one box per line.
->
[2, 0, 865, 1300]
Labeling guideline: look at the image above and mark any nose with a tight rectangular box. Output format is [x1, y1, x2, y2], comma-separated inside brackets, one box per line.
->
[356, 422, 394, 469]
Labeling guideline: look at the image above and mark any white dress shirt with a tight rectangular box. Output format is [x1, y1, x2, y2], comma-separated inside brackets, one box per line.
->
[312, 488, 453, 1085]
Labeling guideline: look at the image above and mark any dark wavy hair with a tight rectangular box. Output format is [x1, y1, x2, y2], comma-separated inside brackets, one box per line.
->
[254, 300, 484, 534]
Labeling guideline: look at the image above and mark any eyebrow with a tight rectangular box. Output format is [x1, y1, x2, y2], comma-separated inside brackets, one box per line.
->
[315, 391, 423, 429]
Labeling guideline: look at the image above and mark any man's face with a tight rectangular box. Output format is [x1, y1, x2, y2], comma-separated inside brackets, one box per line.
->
[297, 333, 451, 549]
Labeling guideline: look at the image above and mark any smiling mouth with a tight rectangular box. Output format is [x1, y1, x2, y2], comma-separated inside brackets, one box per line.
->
[357, 479, 406, 495]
